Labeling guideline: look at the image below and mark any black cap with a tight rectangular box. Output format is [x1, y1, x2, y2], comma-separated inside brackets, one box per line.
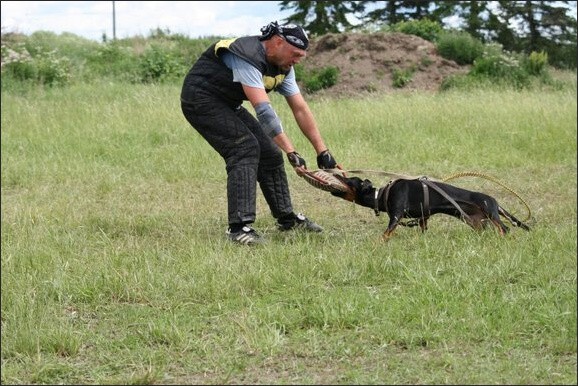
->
[260, 21, 309, 50]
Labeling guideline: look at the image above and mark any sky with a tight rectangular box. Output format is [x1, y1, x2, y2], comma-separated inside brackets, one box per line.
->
[0, 1, 294, 41]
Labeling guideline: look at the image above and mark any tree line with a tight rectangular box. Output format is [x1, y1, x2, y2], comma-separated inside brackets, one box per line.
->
[279, 1, 577, 68]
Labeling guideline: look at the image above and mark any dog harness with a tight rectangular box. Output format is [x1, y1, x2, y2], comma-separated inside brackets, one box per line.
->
[374, 177, 473, 225]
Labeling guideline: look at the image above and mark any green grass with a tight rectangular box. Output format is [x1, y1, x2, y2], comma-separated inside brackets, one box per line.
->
[1, 80, 576, 384]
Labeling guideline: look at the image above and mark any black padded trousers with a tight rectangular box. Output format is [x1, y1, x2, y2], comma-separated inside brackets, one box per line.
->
[181, 96, 294, 226]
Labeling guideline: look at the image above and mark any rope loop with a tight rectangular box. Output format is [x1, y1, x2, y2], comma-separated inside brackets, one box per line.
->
[441, 171, 532, 222]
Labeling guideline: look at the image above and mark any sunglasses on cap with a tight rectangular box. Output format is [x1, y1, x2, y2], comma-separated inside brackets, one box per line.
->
[279, 33, 307, 50]
[260, 21, 309, 50]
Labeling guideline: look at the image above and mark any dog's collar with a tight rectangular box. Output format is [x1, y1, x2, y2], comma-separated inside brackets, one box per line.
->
[374, 180, 395, 216]
[374, 189, 380, 216]
[374, 186, 387, 216]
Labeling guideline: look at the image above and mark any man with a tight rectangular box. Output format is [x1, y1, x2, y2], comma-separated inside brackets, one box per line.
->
[180, 21, 340, 245]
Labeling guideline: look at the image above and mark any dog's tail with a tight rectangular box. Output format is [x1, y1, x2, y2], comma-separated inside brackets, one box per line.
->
[498, 206, 531, 231]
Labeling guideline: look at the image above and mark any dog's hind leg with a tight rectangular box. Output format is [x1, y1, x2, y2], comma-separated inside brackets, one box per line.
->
[382, 227, 397, 241]
[478, 199, 510, 235]
[382, 214, 402, 240]
[483, 207, 509, 235]
[491, 219, 509, 235]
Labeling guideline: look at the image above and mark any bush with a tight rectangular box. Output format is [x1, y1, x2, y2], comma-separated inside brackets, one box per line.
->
[389, 19, 443, 42]
[392, 67, 415, 88]
[440, 42, 561, 92]
[35, 50, 73, 86]
[85, 42, 140, 82]
[138, 44, 183, 83]
[1, 43, 72, 87]
[1, 43, 36, 81]
[2, 59, 38, 82]
[300, 66, 339, 93]
[523, 51, 548, 76]
[436, 31, 485, 65]
[547, 43, 577, 69]
[471, 48, 530, 88]
[1, 30, 201, 87]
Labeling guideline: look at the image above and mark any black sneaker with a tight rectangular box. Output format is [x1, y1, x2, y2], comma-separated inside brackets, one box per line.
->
[226, 225, 265, 245]
[277, 213, 323, 232]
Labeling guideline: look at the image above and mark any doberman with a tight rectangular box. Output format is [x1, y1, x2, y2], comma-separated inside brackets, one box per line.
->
[331, 175, 530, 240]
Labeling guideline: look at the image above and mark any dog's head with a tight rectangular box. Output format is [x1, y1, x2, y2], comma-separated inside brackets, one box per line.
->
[331, 175, 376, 205]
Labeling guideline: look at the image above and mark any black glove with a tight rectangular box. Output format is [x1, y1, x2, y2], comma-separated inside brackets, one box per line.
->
[317, 149, 337, 169]
[287, 151, 307, 169]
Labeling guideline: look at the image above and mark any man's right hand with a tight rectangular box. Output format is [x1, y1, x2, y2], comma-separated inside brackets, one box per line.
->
[316, 149, 338, 169]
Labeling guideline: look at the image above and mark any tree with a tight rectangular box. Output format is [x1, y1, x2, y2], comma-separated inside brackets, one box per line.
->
[360, 1, 437, 25]
[491, 1, 576, 66]
[279, 1, 364, 35]
[360, 1, 406, 25]
[278, 0, 577, 67]
[433, 1, 493, 42]
[401, 0, 436, 19]
[504, 1, 576, 48]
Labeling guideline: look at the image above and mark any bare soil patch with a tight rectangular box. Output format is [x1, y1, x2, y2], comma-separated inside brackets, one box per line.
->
[301, 32, 470, 97]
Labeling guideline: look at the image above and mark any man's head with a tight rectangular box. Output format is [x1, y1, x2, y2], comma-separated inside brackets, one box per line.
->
[260, 21, 309, 70]
[260, 21, 309, 50]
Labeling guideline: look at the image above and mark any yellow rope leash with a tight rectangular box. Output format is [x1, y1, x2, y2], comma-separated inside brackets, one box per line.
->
[441, 171, 532, 223]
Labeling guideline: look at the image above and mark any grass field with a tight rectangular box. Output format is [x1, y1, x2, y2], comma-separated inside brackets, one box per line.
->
[1, 80, 576, 384]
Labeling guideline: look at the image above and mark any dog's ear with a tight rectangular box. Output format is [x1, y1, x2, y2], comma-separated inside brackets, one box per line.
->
[333, 175, 359, 188]
[361, 179, 374, 192]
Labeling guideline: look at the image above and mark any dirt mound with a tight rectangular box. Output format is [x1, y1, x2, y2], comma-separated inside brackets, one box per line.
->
[301, 32, 469, 96]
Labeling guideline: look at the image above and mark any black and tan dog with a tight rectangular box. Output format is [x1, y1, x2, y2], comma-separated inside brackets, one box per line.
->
[331, 175, 530, 240]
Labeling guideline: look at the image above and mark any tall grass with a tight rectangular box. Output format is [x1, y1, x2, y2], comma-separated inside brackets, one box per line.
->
[1, 81, 576, 384]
